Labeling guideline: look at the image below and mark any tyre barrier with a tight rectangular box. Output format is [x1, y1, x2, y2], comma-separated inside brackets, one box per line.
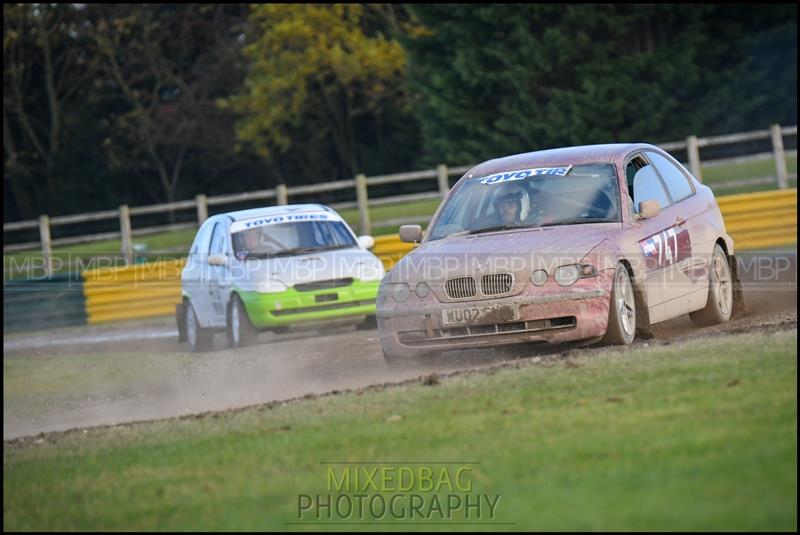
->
[3, 272, 87, 333]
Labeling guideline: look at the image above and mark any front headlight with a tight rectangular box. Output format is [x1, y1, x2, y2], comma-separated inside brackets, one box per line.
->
[531, 269, 548, 286]
[554, 265, 580, 286]
[256, 279, 288, 293]
[554, 264, 597, 286]
[390, 283, 411, 303]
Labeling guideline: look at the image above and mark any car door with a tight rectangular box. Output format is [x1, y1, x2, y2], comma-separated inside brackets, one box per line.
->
[207, 220, 233, 327]
[183, 218, 216, 326]
[644, 150, 708, 316]
[628, 153, 683, 322]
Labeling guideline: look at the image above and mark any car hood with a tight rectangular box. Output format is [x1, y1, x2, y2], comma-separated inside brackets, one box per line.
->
[233, 247, 384, 290]
[387, 223, 619, 285]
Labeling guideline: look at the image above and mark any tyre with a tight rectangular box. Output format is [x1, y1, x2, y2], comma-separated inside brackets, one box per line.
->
[186, 301, 213, 352]
[227, 295, 258, 348]
[356, 314, 378, 331]
[176, 302, 187, 342]
[690, 244, 734, 327]
[602, 263, 636, 345]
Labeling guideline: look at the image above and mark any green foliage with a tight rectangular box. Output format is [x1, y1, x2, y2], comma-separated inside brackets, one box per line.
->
[403, 4, 798, 165]
[223, 4, 418, 182]
[2, 4, 796, 223]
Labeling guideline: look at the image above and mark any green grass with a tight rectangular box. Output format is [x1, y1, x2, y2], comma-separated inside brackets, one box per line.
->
[702, 155, 797, 184]
[702, 155, 797, 195]
[4, 329, 796, 530]
[4, 156, 796, 278]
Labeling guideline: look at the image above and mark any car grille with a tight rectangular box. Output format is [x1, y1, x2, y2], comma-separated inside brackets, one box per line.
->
[294, 278, 353, 292]
[481, 273, 513, 295]
[445, 277, 476, 299]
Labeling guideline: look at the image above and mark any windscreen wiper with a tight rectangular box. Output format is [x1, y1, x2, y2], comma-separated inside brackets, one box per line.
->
[310, 244, 353, 252]
[468, 224, 530, 235]
[540, 217, 615, 227]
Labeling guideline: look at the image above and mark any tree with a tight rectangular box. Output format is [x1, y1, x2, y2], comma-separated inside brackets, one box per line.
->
[89, 4, 251, 206]
[402, 4, 797, 166]
[4, 3, 99, 218]
[224, 4, 411, 183]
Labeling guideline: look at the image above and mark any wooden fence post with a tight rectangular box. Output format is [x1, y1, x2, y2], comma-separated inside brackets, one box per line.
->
[770, 124, 788, 189]
[276, 184, 288, 205]
[119, 205, 133, 265]
[195, 194, 208, 225]
[38, 215, 53, 277]
[687, 135, 702, 182]
[437, 164, 450, 199]
[356, 173, 370, 235]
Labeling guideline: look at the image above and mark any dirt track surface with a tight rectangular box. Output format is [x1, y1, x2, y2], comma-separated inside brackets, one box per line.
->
[4, 252, 797, 440]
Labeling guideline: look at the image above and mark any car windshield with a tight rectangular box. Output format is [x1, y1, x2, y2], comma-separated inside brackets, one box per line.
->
[232, 220, 357, 259]
[426, 163, 621, 241]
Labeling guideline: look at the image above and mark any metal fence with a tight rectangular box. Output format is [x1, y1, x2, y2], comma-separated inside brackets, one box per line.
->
[4, 124, 797, 277]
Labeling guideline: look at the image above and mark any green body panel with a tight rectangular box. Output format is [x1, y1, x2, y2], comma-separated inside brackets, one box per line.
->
[235, 280, 380, 328]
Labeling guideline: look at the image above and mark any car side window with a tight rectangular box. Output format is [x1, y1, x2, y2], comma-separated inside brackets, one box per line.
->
[645, 151, 694, 202]
[208, 222, 227, 255]
[633, 164, 671, 211]
[190, 219, 215, 260]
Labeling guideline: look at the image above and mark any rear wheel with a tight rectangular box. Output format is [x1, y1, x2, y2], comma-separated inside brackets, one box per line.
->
[186, 301, 213, 352]
[227, 295, 258, 348]
[602, 263, 636, 345]
[690, 244, 733, 327]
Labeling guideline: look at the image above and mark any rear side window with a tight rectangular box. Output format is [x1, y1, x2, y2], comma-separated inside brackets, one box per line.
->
[646, 151, 694, 202]
[633, 164, 671, 211]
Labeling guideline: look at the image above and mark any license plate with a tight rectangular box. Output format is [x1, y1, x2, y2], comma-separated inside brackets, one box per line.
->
[441, 303, 519, 326]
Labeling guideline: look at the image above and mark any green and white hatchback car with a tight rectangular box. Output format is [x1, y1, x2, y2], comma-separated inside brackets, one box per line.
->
[177, 204, 385, 351]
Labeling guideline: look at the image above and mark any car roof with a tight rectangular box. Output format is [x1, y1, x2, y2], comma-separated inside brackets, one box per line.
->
[463, 143, 660, 180]
[222, 203, 335, 222]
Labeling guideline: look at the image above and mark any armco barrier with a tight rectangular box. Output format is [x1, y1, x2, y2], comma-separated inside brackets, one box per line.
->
[3, 272, 87, 333]
[81, 258, 186, 324]
[718, 188, 797, 250]
[373, 234, 416, 270]
[8, 188, 793, 327]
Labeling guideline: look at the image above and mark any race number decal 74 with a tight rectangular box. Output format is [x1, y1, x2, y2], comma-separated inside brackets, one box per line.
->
[639, 226, 690, 269]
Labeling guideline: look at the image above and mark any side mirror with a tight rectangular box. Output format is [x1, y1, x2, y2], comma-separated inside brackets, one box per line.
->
[357, 235, 375, 250]
[208, 254, 228, 266]
[399, 224, 422, 243]
[637, 200, 661, 219]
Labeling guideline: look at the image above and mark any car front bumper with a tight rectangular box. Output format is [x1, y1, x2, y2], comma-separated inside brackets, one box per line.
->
[376, 270, 614, 353]
[237, 280, 380, 329]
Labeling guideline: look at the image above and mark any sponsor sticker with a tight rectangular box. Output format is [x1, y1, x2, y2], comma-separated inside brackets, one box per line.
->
[230, 210, 342, 233]
[479, 166, 572, 185]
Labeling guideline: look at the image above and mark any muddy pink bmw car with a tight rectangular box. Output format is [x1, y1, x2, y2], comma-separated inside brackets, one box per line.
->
[376, 144, 743, 364]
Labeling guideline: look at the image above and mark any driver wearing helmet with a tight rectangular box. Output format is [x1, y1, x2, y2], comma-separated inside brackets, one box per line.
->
[491, 183, 526, 226]
[234, 228, 262, 260]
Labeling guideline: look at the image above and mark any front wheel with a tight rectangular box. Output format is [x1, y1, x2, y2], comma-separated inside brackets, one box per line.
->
[690, 244, 733, 327]
[602, 264, 636, 345]
[186, 301, 213, 353]
[227, 295, 258, 348]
